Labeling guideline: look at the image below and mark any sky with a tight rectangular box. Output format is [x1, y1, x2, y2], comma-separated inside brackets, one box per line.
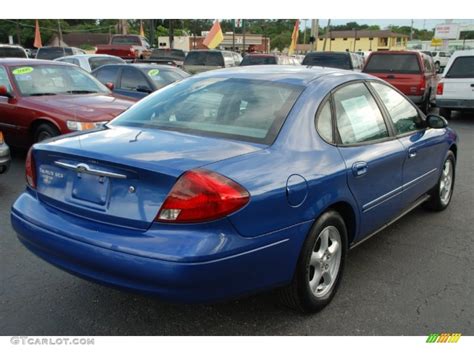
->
[301, 19, 474, 30]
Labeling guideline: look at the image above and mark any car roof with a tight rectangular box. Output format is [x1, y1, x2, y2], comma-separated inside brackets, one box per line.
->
[0, 58, 73, 66]
[192, 65, 373, 86]
[451, 50, 474, 58]
[56, 54, 122, 59]
[94, 63, 180, 70]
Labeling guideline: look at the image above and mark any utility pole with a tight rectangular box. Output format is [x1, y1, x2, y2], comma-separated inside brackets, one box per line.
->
[353, 28, 357, 52]
[303, 19, 307, 45]
[15, 20, 21, 45]
[242, 19, 246, 54]
[323, 19, 331, 51]
[57, 19, 63, 47]
[168, 19, 174, 49]
[149, 19, 155, 47]
[232, 19, 235, 51]
[410, 19, 414, 41]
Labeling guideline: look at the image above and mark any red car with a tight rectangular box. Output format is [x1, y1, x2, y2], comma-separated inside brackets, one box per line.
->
[96, 35, 152, 61]
[362, 51, 437, 113]
[0, 59, 135, 147]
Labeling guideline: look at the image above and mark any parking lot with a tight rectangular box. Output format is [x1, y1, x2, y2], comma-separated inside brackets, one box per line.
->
[0, 109, 472, 336]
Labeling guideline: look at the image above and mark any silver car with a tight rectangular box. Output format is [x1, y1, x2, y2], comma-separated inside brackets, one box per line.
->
[55, 54, 125, 72]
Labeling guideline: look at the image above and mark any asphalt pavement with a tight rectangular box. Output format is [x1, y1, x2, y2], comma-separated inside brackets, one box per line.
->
[0, 111, 473, 336]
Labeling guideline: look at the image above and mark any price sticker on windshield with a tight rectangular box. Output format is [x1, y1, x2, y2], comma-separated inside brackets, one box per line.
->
[12, 67, 34, 75]
[148, 69, 160, 77]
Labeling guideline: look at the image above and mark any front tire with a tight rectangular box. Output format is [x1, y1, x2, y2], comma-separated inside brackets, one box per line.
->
[279, 210, 348, 313]
[34, 123, 60, 143]
[424, 151, 456, 211]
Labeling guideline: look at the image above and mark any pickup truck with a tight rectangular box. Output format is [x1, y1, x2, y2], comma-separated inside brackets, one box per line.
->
[96, 35, 152, 61]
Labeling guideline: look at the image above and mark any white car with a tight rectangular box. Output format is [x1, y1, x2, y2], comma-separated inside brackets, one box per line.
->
[436, 50, 474, 119]
[431, 51, 451, 72]
[55, 54, 125, 72]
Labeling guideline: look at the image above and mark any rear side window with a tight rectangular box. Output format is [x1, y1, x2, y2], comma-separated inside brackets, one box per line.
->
[370, 82, 423, 134]
[120, 68, 151, 91]
[316, 100, 333, 143]
[333, 83, 388, 144]
[240, 56, 277, 66]
[364, 54, 421, 74]
[302, 53, 352, 70]
[0, 66, 13, 91]
[446, 56, 474, 78]
[0, 47, 27, 58]
[184, 52, 224, 67]
[94, 66, 119, 84]
[88, 56, 124, 71]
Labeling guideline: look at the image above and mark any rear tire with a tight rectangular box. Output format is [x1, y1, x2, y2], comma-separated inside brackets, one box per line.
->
[279, 210, 348, 313]
[34, 123, 60, 143]
[424, 150, 456, 211]
[439, 108, 452, 120]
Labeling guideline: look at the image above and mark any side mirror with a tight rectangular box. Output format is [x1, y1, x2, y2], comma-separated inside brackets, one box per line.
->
[427, 114, 448, 129]
[136, 85, 152, 93]
[0, 85, 13, 99]
[105, 82, 114, 91]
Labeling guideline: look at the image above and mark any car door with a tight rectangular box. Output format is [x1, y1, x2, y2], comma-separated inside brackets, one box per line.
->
[369, 81, 447, 205]
[93, 65, 120, 88]
[332, 81, 407, 238]
[116, 67, 152, 99]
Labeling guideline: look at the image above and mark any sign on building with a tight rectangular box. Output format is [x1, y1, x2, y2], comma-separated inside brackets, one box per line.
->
[434, 24, 460, 40]
[431, 38, 443, 47]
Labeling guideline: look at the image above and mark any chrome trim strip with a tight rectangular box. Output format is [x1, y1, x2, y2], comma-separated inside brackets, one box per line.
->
[54, 161, 127, 179]
[362, 168, 437, 213]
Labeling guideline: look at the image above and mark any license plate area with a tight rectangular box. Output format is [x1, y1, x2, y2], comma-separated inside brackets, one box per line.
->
[72, 173, 110, 206]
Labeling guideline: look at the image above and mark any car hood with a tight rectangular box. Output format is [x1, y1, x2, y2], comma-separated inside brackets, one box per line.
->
[24, 94, 134, 121]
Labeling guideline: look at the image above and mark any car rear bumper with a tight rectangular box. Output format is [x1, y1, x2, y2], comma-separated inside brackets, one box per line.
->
[435, 98, 474, 110]
[11, 191, 309, 303]
[0, 144, 10, 174]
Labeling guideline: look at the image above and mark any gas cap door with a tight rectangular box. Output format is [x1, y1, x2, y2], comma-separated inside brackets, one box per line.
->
[286, 174, 308, 207]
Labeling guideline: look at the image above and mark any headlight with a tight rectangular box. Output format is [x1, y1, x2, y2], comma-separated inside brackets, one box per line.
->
[66, 121, 108, 131]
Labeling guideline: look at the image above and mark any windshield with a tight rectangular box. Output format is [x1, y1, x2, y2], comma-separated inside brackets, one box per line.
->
[0, 47, 27, 58]
[10, 64, 109, 96]
[240, 56, 277, 66]
[364, 54, 421, 74]
[302, 53, 352, 69]
[446, 56, 474, 78]
[184, 52, 224, 67]
[110, 77, 304, 144]
[151, 49, 185, 61]
[36, 47, 73, 60]
[88, 56, 125, 71]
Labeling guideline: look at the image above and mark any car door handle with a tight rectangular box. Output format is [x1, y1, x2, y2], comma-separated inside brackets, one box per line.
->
[408, 148, 417, 158]
[352, 162, 368, 177]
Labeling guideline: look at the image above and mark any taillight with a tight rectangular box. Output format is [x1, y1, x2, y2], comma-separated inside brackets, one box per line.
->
[419, 76, 426, 93]
[156, 169, 249, 223]
[25, 147, 36, 189]
[437, 82, 444, 95]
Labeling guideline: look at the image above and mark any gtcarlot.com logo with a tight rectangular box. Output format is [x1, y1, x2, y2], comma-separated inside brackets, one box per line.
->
[10, 336, 95, 345]
[426, 333, 462, 343]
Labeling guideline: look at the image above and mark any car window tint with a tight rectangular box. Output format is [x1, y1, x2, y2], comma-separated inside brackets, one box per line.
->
[120, 68, 150, 91]
[0, 47, 27, 58]
[316, 100, 333, 143]
[240, 56, 277, 66]
[302, 53, 352, 70]
[370, 82, 423, 134]
[334, 83, 388, 144]
[446, 56, 474, 78]
[95, 66, 119, 84]
[364, 54, 421, 74]
[88, 57, 124, 71]
[184, 52, 224, 66]
[0, 66, 13, 91]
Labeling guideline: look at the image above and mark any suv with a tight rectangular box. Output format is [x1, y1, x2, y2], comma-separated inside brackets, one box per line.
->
[363, 51, 436, 113]
[183, 50, 237, 74]
[0, 45, 28, 58]
[36, 47, 86, 60]
[302, 52, 363, 71]
[435, 50, 474, 119]
[431, 51, 451, 72]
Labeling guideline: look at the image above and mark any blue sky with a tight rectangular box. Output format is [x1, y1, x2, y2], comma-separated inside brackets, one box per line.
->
[300, 19, 474, 30]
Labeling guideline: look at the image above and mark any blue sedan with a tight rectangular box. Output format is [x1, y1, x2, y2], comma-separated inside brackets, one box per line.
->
[11, 66, 458, 313]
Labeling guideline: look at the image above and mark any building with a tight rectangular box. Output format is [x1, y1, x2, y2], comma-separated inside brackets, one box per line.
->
[312, 30, 408, 52]
[158, 33, 270, 53]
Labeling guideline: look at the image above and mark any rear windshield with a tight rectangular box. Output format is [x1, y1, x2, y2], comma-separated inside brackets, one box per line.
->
[302, 53, 352, 70]
[184, 52, 224, 67]
[109, 77, 304, 144]
[88, 56, 125, 71]
[140, 67, 188, 88]
[37, 47, 73, 60]
[240, 56, 277, 66]
[446, 56, 474, 78]
[0, 47, 27, 58]
[151, 49, 185, 61]
[111, 36, 141, 45]
[364, 54, 421, 74]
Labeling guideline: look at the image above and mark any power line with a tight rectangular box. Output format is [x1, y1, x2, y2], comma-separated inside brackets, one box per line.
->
[0, 19, 115, 33]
